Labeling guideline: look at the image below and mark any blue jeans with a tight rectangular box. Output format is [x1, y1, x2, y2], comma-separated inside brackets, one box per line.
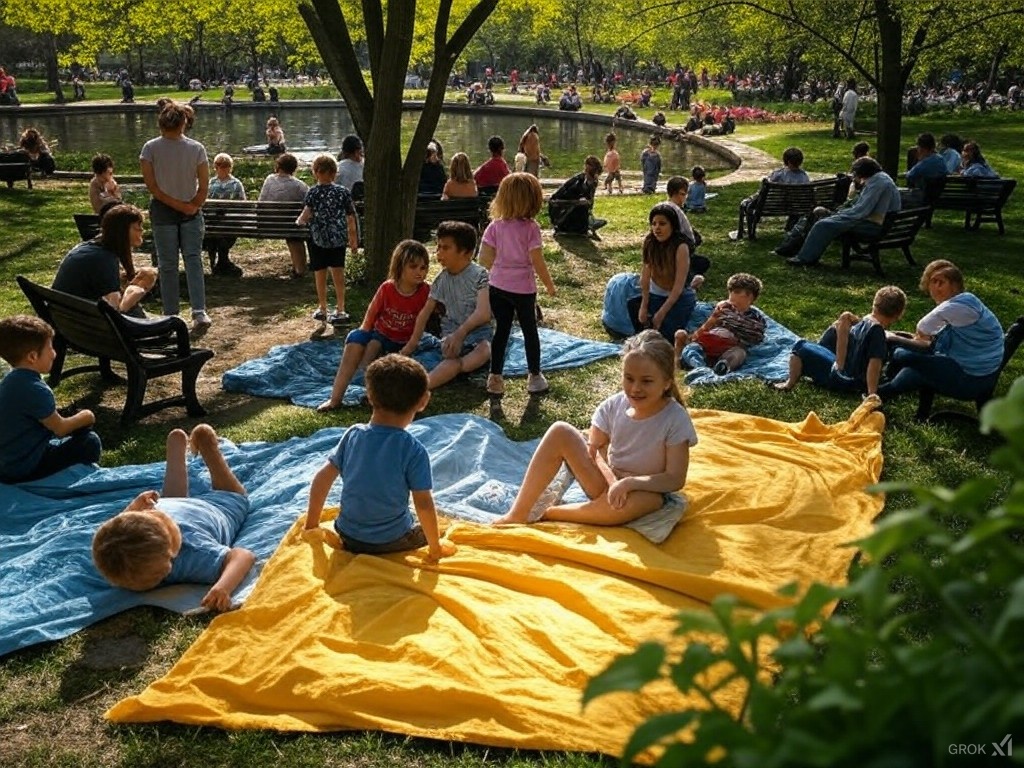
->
[647, 289, 696, 343]
[878, 348, 999, 402]
[791, 339, 861, 393]
[153, 215, 207, 316]
[20, 429, 102, 482]
[793, 217, 882, 265]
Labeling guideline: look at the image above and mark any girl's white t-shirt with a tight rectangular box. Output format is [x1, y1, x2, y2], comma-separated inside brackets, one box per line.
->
[591, 391, 698, 478]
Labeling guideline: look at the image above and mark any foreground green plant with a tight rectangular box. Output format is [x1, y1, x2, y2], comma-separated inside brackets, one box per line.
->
[585, 379, 1024, 767]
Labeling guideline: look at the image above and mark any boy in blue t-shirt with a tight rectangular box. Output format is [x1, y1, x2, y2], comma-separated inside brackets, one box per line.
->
[91, 424, 255, 612]
[0, 315, 101, 483]
[303, 354, 456, 561]
[774, 285, 907, 396]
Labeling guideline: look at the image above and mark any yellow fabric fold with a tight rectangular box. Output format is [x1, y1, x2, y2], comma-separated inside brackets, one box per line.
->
[107, 403, 885, 757]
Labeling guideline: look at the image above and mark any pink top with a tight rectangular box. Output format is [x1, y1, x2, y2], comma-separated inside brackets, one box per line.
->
[482, 218, 543, 294]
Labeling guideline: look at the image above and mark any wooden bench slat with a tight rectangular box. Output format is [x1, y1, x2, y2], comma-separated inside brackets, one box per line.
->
[0, 151, 33, 189]
[921, 177, 1016, 234]
[840, 206, 930, 275]
[738, 175, 852, 239]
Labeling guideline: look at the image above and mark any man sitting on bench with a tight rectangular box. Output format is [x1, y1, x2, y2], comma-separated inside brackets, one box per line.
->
[548, 156, 606, 238]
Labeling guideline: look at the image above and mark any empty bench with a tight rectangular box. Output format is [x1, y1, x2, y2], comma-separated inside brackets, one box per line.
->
[17, 276, 214, 425]
[202, 200, 309, 240]
[839, 207, 931, 275]
[736, 174, 852, 240]
[0, 151, 32, 189]
[922, 176, 1017, 235]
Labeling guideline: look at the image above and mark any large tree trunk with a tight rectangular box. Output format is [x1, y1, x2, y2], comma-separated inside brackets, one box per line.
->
[45, 34, 65, 104]
[978, 42, 1009, 112]
[874, 0, 903, 178]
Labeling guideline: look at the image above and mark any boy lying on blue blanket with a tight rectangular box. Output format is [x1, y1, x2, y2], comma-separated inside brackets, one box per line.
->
[91, 424, 255, 612]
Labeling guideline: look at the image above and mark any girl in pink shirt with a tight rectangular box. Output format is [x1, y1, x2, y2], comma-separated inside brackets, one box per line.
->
[318, 240, 430, 411]
[480, 173, 556, 396]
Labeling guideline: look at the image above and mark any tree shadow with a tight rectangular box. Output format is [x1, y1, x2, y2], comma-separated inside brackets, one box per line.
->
[552, 233, 605, 264]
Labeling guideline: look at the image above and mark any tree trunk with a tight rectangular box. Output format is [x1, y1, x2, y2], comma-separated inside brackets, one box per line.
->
[45, 34, 65, 104]
[874, 0, 904, 178]
[978, 42, 1008, 112]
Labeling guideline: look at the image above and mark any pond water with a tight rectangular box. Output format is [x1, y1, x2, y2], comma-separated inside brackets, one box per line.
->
[0, 105, 729, 179]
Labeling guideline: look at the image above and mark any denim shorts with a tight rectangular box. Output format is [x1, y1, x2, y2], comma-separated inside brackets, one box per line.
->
[345, 328, 404, 353]
[460, 324, 494, 354]
[339, 525, 427, 554]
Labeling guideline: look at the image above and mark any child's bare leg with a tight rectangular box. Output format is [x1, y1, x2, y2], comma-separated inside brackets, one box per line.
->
[287, 241, 307, 276]
[428, 341, 490, 389]
[313, 269, 328, 314]
[495, 422, 606, 524]
[720, 346, 747, 373]
[674, 330, 689, 370]
[543, 489, 664, 526]
[774, 354, 802, 391]
[319, 339, 381, 410]
[329, 266, 346, 313]
[162, 428, 190, 498]
[190, 424, 246, 495]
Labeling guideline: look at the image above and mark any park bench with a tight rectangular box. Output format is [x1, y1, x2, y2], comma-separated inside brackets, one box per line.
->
[914, 314, 1024, 422]
[920, 176, 1017, 235]
[411, 195, 491, 242]
[0, 151, 32, 189]
[839, 206, 930, 276]
[735, 174, 852, 240]
[16, 276, 215, 425]
[202, 200, 310, 240]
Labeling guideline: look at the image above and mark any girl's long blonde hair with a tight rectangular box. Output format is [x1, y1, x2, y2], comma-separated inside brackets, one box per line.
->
[489, 172, 543, 220]
[449, 152, 473, 183]
[621, 329, 686, 404]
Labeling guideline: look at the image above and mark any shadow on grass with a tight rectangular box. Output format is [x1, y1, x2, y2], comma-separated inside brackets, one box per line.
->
[0, 236, 45, 264]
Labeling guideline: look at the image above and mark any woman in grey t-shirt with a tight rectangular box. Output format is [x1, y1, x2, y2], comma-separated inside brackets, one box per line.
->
[258, 153, 310, 278]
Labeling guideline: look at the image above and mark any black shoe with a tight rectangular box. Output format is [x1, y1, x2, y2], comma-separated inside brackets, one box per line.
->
[786, 256, 814, 267]
[591, 218, 608, 231]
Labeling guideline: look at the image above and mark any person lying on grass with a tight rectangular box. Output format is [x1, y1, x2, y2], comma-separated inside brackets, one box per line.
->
[92, 424, 255, 612]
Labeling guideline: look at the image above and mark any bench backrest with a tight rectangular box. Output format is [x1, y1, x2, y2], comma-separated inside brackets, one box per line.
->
[924, 177, 1016, 210]
[412, 196, 490, 240]
[16, 276, 132, 364]
[876, 206, 930, 246]
[0, 151, 32, 183]
[202, 199, 308, 239]
[757, 175, 851, 216]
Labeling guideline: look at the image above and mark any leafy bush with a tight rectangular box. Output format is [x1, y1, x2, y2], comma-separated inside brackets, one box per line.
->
[585, 378, 1024, 767]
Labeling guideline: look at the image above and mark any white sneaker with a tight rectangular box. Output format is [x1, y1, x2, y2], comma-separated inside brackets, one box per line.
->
[190, 311, 212, 337]
[528, 463, 575, 522]
[527, 372, 549, 394]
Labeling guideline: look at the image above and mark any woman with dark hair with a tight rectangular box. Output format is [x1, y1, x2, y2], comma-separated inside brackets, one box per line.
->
[959, 141, 999, 178]
[258, 152, 310, 278]
[879, 259, 1003, 403]
[52, 204, 156, 316]
[638, 202, 695, 342]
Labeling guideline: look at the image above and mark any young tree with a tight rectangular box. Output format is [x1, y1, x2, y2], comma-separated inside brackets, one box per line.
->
[298, 0, 498, 283]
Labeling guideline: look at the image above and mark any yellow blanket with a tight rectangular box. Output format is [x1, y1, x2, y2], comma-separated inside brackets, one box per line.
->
[107, 403, 884, 757]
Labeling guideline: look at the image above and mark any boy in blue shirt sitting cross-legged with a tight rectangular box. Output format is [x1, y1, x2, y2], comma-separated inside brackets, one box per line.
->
[92, 424, 255, 612]
[303, 354, 456, 561]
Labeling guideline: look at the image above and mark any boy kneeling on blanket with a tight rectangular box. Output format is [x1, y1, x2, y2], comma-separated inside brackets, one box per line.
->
[303, 354, 457, 561]
[92, 425, 255, 612]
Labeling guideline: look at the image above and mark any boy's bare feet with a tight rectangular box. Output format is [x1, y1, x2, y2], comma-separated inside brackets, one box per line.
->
[167, 428, 188, 454]
[317, 399, 340, 412]
[189, 423, 218, 455]
[773, 381, 795, 391]
[673, 329, 689, 368]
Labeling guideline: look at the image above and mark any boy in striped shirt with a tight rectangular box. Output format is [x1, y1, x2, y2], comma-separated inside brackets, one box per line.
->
[675, 273, 767, 375]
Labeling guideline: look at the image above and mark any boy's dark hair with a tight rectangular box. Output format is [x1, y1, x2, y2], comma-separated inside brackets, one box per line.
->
[487, 135, 504, 155]
[916, 132, 936, 151]
[781, 147, 803, 168]
[604, 131, 616, 146]
[852, 141, 870, 159]
[939, 133, 963, 153]
[691, 165, 706, 180]
[650, 135, 662, 146]
[873, 285, 907, 319]
[726, 272, 762, 300]
[0, 315, 53, 366]
[275, 153, 299, 174]
[91, 153, 114, 175]
[851, 157, 882, 178]
[435, 220, 477, 254]
[341, 134, 363, 156]
[365, 354, 429, 414]
[666, 176, 689, 196]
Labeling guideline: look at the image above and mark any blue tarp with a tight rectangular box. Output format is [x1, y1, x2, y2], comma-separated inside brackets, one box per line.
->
[222, 328, 621, 407]
[0, 415, 616, 656]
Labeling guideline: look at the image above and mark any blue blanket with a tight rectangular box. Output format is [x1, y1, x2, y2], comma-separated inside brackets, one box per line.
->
[221, 328, 621, 407]
[681, 303, 800, 385]
[0, 415, 604, 656]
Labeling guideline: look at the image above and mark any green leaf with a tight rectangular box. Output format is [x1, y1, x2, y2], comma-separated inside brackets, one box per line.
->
[669, 642, 719, 690]
[805, 683, 864, 713]
[620, 711, 697, 765]
[582, 642, 665, 706]
[992, 576, 1024, 642]
[950, 515, 1019, 554]
[793, 582, 843, 626]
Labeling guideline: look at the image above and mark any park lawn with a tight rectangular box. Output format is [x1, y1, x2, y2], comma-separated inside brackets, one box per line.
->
[0, 109, 1022, 767]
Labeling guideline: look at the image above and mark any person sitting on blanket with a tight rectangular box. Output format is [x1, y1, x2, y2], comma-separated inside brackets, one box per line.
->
[303, 354, 457, 561]
[0, 315, 101, 484]
[91, 425, 255, 612]
[401, 221, 493, 391]
[773, 285, 906, 396]
[494, 330, 696, 526]
[675, 273, 768, 376]
[318, 240, 431, 411]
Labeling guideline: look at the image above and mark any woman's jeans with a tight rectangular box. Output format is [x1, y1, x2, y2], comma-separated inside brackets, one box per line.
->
[647, 289, 696, 343]
[878, 348, 999, 402]
[153, 215, 207, 317]
[793, 217, 882, 265]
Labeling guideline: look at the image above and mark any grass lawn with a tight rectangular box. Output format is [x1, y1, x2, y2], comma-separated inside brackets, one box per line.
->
[0, 102, 1021, 767]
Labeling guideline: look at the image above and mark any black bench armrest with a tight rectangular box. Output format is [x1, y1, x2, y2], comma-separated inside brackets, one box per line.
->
[114, 311, 191, 355]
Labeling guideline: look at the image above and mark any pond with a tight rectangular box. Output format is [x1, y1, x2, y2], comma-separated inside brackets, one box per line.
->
[0, 105, 730, 180]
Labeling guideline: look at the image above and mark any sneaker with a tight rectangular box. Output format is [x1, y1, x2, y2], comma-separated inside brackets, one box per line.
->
[713, 360, 730, 376]
[591, 218, 608, 231]
[528, 463, 574, 522]
[328, 310, 351, 326]
[190, 311, 212, 337]
[527, 372, 549, 394]
[288, 269, 305, 280]
[312, 308, 328, 322]
[486, 374, 505, 396]
[217, 261, 243, 277]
